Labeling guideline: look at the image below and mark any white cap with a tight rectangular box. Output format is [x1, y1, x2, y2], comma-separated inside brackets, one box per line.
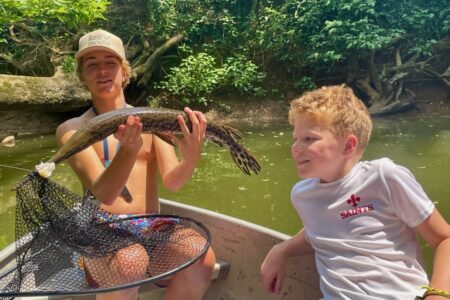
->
[75, 29, 125, 60]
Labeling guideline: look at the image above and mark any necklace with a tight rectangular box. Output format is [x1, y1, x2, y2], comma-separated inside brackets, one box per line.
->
[92, 106, 121, 167]
[91, 105, 132, 202]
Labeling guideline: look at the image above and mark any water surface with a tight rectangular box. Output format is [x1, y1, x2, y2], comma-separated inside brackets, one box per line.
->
[1, 115, 449, 273]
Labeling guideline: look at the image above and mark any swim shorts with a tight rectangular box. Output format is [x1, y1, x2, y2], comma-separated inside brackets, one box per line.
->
[72, 209, 180, 287]
[93, 210, 180, 239]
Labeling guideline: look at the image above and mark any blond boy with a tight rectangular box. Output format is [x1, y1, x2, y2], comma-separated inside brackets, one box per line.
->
[260, 85, 450, 299]
[57, 29, 215, 300]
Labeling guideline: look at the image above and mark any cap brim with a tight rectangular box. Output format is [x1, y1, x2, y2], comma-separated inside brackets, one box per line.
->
[75, 46, 124, 60]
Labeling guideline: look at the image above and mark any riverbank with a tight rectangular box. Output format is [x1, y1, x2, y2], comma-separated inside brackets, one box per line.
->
[0, 98, 291, 138]
[1, 88, 449, 139]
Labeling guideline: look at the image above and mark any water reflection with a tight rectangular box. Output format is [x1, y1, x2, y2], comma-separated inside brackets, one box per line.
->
[1, 115, 449, 273]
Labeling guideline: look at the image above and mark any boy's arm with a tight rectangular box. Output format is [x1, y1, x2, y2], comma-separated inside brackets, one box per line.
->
[260, 228, 314, 294]
[272, 228, 315, 256]
[415, 209, 450, 298]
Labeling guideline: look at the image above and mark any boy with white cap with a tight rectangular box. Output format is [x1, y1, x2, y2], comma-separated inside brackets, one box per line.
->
[56, 29, 216, 300]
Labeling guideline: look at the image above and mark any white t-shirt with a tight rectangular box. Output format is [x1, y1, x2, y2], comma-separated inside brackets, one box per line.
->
[291, 158, 434, 300]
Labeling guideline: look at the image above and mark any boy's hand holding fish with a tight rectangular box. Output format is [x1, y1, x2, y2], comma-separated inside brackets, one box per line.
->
[170, 108, 207, 169]
[113, 108, 207, 167]
[114, 115, 143, 156]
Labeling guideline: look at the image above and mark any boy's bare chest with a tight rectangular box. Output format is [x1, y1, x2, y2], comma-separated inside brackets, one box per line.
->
[92, 134, 155, 163]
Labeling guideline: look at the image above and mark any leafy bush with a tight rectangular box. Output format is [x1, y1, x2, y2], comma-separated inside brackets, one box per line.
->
[222, 55, 266, 95]
[157, 52, 266, 107]
[157, 53, 224, 106]
[293, 76, 316, 91]
[61, 55, 76, 74]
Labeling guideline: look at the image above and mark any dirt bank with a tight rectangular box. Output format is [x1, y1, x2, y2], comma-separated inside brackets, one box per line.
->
[0, 99, 290, 139]
[1, 82, 448, 139]
[0, 110, 74, 138]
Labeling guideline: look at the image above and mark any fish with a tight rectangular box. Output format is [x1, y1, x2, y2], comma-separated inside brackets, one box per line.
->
[36, 107, 261, 177]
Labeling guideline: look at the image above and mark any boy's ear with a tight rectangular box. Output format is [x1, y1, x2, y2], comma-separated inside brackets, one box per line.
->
[343, 135, 358, 155]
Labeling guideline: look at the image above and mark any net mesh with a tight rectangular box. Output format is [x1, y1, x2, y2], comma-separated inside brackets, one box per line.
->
[0, 172, 210, 298]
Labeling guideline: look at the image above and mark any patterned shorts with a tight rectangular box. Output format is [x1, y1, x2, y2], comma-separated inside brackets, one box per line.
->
[72, 210, 180, 284]
[93, 210, 179, 238]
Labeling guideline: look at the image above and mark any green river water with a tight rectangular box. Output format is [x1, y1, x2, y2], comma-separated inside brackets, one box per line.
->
[1, 114, 449, 274]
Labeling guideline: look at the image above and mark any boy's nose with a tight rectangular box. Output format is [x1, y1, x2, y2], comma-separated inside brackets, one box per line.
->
[98, 68, 107, 75]
[291, 143, 302, 153]
[292, 139, 306, 148]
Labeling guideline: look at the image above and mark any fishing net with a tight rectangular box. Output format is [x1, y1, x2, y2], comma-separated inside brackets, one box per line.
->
[0, 172, 210, 299]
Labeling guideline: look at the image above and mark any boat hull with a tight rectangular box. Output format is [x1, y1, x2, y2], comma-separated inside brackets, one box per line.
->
[159, 199, 321, 300]
[0, 199, 321, 300]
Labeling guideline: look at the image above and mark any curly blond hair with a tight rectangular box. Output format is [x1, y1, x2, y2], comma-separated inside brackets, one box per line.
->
[288, 85, 372, 153]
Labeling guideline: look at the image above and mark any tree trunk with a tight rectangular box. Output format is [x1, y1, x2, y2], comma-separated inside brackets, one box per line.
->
[369, 51, 382, 93]
[0, 68, 90, 112]
[133, 33, 185, 88]
[354, 76, 381, 104]
[351, 48, 420, 116]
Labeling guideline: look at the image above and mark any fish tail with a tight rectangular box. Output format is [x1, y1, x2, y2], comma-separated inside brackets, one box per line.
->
[224, 125, 244, 141]
[228, 143, 261, 175]
[207, 124, 243, 142]
[206, 123, 260, 175]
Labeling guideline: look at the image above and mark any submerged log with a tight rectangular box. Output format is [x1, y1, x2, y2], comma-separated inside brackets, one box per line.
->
[368, 99, 415, 116]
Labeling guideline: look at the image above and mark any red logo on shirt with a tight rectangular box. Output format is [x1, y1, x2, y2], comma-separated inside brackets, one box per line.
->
[340, 194, 374, 219]
[347, 194, 361, 207]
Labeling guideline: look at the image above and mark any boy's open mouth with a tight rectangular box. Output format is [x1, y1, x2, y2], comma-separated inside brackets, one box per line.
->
[298, 159, 310, 166]
[97, 79, 112, 84]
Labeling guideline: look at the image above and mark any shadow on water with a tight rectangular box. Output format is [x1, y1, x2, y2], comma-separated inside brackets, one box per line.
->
[1, 115, 449, 275]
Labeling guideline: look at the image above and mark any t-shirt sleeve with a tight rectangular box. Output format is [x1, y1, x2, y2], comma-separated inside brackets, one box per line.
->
[380, 159, 434, 227]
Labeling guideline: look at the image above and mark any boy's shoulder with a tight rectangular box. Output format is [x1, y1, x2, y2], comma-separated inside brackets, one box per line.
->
[292, 177, 317, 190]
[55, 108, 93, 141]
[364, 157, 394, 166]
[364, 157, 407, 170]
[362, 157, 416, 182]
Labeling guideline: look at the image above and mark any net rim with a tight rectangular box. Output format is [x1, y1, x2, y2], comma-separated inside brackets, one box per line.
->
[0, 214, 211, 297]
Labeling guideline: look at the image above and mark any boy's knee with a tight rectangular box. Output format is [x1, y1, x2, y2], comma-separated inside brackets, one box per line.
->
[85, 243, 149, 287]
[202, 247, 216, 275]
[187, 247, 216, 282]
[113, 243, 149, 282]
[170, 247, 216, 285]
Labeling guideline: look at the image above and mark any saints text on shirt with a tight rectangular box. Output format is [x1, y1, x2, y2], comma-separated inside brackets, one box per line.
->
[340, 193, 374, 219]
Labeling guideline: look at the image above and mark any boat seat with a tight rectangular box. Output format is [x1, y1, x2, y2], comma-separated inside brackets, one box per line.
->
[210, 258, 231, 280]
[12, 260, 230, 300]
[138, 258, 230, 296]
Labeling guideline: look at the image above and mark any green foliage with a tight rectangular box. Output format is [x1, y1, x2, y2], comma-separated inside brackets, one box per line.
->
[253, 0, 449, 71]
[145, 0, 257, 59]
[255, 0, 399, 67]
[130, 0, 450, 104]
[157, 51, 266, 106]
[222, 55, 266, 95]
[1, 0, 449, 101]
[157, 53, 224, 106]
[0, 0, 109, 32]
[376, 0, 450, 57]
[61, 55, 76, 73]
[293, 76, 317, 91]
[0, 0, 109, 75]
